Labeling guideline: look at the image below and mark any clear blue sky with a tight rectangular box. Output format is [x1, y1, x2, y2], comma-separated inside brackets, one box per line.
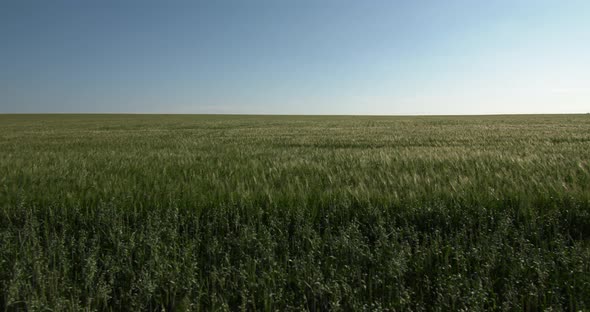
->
[1, 0, 589, 114]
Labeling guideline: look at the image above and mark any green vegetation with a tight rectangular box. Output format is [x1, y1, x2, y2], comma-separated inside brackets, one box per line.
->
[1, 114, 589, 311]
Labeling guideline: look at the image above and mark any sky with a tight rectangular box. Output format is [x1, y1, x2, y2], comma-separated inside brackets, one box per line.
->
[1, 0, 589, 115]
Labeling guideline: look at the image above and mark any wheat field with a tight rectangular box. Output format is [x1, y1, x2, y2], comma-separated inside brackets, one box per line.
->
[1, 114, 589, 311]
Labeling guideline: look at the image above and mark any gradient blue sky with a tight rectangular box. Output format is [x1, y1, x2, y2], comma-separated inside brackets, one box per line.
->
[1, 0, 589, 114]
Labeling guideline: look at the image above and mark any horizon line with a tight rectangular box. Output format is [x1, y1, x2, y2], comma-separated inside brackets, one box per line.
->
[1, 112, 589, 117]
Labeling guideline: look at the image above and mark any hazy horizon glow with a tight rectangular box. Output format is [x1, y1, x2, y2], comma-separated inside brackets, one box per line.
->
[1, 0, 589, 115]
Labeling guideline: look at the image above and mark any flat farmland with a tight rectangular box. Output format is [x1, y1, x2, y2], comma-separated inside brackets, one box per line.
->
[1, 114, 589, 311]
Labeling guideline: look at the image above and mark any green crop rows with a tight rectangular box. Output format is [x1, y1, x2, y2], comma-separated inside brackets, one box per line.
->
[1, 114, 589, 311]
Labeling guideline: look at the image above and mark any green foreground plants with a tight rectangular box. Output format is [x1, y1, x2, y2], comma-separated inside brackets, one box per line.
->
[1, 114, 589, 311]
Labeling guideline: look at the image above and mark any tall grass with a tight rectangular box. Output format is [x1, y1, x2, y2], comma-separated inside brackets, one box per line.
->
[1, 114, 589, 310]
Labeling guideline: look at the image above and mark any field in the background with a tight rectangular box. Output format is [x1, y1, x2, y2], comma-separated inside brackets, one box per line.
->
[1, 114, 589, 311]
